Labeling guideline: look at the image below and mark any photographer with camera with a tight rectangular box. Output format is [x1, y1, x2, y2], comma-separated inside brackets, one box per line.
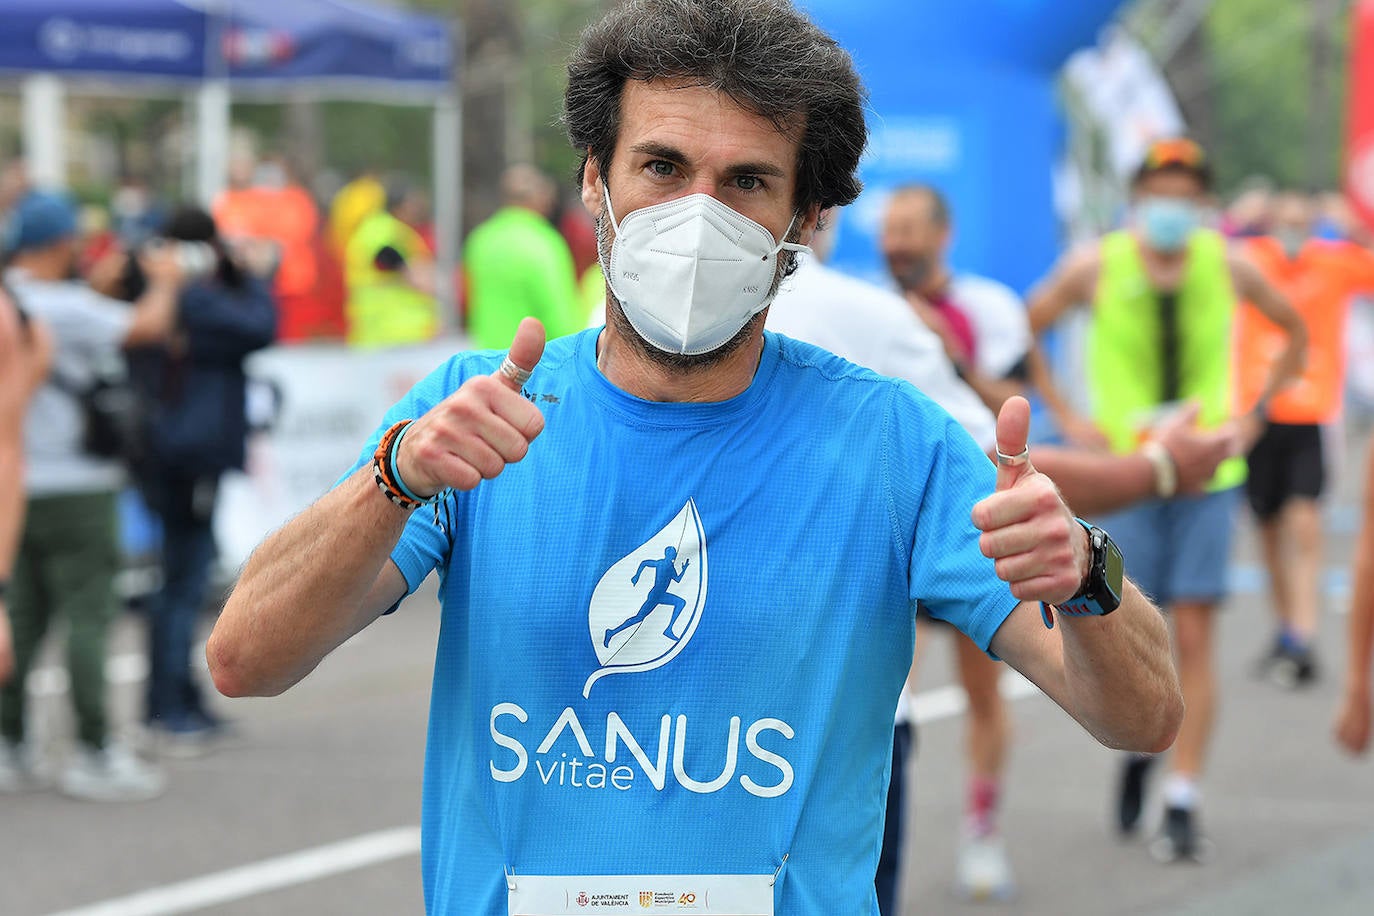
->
[122, 207, 276, 753]
[0, 191, 182, 801]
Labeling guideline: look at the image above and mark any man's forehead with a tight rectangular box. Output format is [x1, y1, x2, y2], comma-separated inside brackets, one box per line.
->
[884, 193, 938, 226]
[616, 79, 801, 171]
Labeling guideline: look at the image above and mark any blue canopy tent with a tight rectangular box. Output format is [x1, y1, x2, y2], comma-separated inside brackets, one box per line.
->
[800, 0, 1127, 295]
[0, 0, 460, 317]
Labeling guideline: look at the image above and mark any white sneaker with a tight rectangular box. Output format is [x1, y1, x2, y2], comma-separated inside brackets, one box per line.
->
[58, 742, 166, 802]
[0, 739, 47, 792]
[955, 833, 1017, 902]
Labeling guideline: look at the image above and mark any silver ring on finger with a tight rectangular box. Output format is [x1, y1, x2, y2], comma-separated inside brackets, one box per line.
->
[500, 356, 532, 388]
[996, 447, 1030, 468]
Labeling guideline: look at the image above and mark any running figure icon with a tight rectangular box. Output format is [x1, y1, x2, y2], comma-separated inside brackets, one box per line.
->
[603, 546, 692, 647]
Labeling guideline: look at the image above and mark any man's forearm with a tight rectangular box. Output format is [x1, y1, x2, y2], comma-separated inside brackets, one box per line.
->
[1034, 447, 1154, 516]
[1057, 581, 1181, 752]
[959, 366, 1023, 415]
[1346, 510, 1374, 698]
[1349, 443, 1374, 699]
[123, 279, 181, 346]
[207, 467, 411, 697]
[0, 442, 24, 582]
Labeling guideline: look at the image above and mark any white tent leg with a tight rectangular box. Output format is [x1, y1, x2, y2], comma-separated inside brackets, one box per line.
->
[433, 88, 462, 335]
[196, 80, 231, 207]
[22, 74, 66, 190]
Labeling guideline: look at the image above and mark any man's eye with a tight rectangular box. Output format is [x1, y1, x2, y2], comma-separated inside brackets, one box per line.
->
[649, 161, 675, 177]
[736, 176, 761, 191]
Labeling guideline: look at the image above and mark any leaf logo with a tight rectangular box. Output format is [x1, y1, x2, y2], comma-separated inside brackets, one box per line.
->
[583, 499, 708, 698]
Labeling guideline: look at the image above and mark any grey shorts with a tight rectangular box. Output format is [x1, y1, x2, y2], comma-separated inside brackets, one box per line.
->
[1092, 487, 1242, 607]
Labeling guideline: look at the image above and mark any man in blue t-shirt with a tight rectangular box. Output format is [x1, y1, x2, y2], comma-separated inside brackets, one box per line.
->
[207, 2, 1184, 913]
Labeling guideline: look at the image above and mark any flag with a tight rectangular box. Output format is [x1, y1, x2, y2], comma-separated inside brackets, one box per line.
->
[1349, 0, 1374, 232]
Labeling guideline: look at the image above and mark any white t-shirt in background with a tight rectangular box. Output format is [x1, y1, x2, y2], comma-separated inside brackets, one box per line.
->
[769, 255, 997, 452]
[7, 269, 134, 497]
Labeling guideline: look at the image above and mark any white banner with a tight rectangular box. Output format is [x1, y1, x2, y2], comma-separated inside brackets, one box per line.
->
[214, 337, 471, 571]
[1064, 29, 1186, 180]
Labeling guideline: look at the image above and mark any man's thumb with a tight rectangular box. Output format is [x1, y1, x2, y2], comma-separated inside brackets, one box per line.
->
[495, 317, 547, 391]
[994, 395, 1033, 490]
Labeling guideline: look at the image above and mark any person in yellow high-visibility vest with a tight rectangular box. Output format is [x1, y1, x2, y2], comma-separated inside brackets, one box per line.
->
[1029, 138, 1306, 863]
[345, 183, 439, 348]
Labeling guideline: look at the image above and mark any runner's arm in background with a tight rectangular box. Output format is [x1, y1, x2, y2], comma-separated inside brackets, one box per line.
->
[1026, 246, 1111, 448]
[121, 246, 186, 347]
[1228, 253, 1307, 421]
[1033, 401, 1233, 515]
[0, 297, 52, 685]
[208, 319, 547, 697]
[1336, 440, 1374, 755]
[954, 358, 1024, 416]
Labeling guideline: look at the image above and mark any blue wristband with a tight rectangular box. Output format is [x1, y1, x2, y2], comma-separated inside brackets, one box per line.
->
[388, 421, 439, 506]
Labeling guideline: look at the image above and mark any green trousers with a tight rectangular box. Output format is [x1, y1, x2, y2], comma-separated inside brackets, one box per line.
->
[1, 490, 120, 749]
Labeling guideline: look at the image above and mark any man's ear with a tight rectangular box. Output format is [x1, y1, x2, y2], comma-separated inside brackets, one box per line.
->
[581, 154, 605, 217]
[798, 204, 823, 245]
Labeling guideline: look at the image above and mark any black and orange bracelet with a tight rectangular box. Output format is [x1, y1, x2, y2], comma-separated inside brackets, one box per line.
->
[373, 420, 439, 511]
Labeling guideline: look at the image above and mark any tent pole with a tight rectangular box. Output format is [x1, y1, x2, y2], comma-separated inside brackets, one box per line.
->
[22, 74, 66, 190]
[196, 81, 232, 206]
[433, 87, 462, 336]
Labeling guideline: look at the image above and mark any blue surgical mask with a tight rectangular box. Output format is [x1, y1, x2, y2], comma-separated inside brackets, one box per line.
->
[1136, 198, 1199, 252]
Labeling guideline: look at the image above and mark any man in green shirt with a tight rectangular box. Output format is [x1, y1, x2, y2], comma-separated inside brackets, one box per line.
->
[465, 165, 584, 349]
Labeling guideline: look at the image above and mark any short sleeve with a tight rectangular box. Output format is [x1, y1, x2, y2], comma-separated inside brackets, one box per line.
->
[337, 353, 489, 602]
[954, 276, 1032, 380]
[885, 385, 1018, 651]
[44, 285, 134, 355]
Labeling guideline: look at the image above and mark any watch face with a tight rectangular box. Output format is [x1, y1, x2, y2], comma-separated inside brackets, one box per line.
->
[1104, 537, 1125, 600]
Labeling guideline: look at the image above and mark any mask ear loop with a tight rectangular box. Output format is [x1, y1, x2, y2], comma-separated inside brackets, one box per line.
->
[601, 179, 623, 235]
[768, 213, 812, 261]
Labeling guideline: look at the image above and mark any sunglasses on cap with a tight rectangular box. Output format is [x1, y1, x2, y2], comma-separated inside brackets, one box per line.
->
[1143, 139, 1206, 171]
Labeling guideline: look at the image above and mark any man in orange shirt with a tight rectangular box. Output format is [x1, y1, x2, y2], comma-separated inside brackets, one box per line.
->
[1236, 191, 1374, 686]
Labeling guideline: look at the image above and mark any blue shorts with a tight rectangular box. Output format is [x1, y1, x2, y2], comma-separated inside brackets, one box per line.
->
[1092, 487, 1241, 607]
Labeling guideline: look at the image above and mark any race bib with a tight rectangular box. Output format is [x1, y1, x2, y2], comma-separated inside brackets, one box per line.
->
[508, 873, 774, 915]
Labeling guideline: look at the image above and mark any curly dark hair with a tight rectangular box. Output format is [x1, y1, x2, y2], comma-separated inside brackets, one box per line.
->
[563, 0, 868, 214]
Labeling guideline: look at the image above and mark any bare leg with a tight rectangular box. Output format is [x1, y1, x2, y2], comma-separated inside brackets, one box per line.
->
[1258, 517, 1292, 634]
[1282, 499, 1324, 642]
[1169, 602, 1217, 779]
[955, 634, 1009, 783]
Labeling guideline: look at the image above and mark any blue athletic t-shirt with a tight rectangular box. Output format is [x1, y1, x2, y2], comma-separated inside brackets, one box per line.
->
[346, 328, 1018, 914]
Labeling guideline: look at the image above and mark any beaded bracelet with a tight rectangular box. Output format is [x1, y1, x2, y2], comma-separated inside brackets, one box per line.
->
[373, 420, 440, 510]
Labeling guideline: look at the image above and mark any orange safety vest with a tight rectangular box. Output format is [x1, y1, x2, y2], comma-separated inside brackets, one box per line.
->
[1235, 237, 1374, 424]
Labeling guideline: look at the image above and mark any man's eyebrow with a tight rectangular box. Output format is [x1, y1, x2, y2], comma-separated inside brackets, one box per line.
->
[627, 141, 787, 179]
[724, 161, 787, 179]
[629, 141, 689, 163]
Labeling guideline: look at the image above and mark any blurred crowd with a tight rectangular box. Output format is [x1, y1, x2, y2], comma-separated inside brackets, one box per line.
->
[3, 131, 1374, 913]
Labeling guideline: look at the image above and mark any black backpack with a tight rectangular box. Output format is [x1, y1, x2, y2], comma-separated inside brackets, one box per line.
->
[50, 363, 145, 464]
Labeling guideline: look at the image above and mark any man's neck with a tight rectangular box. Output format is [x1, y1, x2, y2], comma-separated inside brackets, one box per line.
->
[917, 264, 953, 300]
[1131, 231, 1190, 292]
[595, 321, 766, 403]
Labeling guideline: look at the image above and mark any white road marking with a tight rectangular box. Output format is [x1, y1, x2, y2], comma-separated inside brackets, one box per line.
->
[911, 671, 1040, 725]
[43, 827, 422, 916]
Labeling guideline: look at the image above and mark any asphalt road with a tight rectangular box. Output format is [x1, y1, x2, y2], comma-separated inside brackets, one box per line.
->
[5, 438, 1374, 916]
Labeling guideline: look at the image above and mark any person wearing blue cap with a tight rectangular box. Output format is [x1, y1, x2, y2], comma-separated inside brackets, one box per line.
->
[0, 190, 184, 802]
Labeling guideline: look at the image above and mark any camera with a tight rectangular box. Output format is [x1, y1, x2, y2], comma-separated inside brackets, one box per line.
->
[144, 237, 218, 281]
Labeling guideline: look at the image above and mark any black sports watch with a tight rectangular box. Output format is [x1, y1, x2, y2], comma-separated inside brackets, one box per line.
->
[1039, 519, 1124, 629]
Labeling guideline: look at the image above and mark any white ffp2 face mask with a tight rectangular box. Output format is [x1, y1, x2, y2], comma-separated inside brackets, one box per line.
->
[602, 189, 810, 356]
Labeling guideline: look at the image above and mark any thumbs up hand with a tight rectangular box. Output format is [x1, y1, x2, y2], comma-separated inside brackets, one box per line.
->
[971, 397, 1091, 606]
[395, 317, 548, 496]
